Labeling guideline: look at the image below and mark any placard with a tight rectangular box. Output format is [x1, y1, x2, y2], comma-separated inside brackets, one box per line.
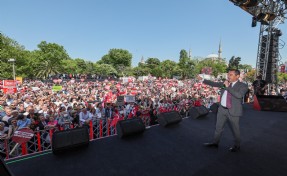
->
[117, 96, 125, 106]
[125, 95, 135, 102]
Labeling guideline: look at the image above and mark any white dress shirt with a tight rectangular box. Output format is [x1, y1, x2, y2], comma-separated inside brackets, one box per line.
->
[221, 81, 237, 107]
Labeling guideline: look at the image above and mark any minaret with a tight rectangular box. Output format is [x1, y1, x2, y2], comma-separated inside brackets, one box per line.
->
[188, 48, 192, 59]
[218, 39, 222, 59]
[140, 56, 145, 64]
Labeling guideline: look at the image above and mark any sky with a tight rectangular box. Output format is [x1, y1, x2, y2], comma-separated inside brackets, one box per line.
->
[1, 0, 287, 67]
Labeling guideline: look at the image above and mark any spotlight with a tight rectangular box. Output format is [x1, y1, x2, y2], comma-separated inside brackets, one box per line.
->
[252, 16, 257, 27]
[230, 0, 259, 7]
[241, 0, 258, 7]
[256, 13, 276, 25]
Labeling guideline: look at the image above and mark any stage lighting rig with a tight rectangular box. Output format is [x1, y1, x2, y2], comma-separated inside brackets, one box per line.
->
[229, 0, 287, 94]
[230, 0, 287, 25]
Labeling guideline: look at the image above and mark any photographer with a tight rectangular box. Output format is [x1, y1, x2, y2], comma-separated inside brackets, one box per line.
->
[252, 75, 267, 95]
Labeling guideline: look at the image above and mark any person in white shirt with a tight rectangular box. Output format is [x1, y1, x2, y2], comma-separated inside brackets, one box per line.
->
[79, 108, 92, 126]
[95, 103, 105, 119]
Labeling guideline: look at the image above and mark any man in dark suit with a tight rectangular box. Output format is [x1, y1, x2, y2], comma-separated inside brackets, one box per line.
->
[105, 103, 114, 119]
[198, 69, 248, 152]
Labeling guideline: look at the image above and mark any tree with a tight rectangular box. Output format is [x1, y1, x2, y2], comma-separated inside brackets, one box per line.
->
[145, 58, 161, 70]
[74, 58, 87, 74]
[278, 72, 287, 84]
[32, 41, 70, 78]
[179, 49, 189, 60]
[85, 61, 95, 74]
[36, 41, 70, 63]
[35, 60, 62, 79]
[150, 66, 163, 78]
[178, 49, 194, 79]
[194, 59, 227, 78]
[61, 59, 78, 74]
[228, 56, 241, 70]
[133, 66, 150, 77]
[0, 33, 28, 78]
[238, 64, 253, 72]
[97, 49, 132, 70]
[19, 51, 40, 78]
[160, 60, 177, 78]
[95, 64, 117, 76]
[245, 69, 256, 82]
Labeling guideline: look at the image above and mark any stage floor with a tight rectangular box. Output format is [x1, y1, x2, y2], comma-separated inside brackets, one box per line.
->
[7, 104, 287, 176]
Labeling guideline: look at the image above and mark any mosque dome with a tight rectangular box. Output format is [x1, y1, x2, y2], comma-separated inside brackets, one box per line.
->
[206, 54, 219, 59]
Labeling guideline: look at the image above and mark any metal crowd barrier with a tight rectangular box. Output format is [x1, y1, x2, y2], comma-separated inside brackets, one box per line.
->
[1, 104, 188, 160]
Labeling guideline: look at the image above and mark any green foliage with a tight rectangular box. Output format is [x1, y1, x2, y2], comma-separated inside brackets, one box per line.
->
[238, 64, 252, 72]
[160, 60, 177, 79]
[0, 33, 27, 78]
[195, 58, 227, 78]
[178, 49, 194, 79]
[97, 49, 132, 69]
[245, 69, 256, 82]
[145, 58, 161, 70]
[278, 72, 287, 84]
[74, 58, 87, 74]
[228, 56, 241, 70]
[94, 64, 117, 76]
[36, 41, 70, 62]
[0, 33, 253, 80]
[179, 49, 189, 60]
[61, 59, 78, 74]
[132, 66, 150, 77]
[35, 60, 62, 79]
[150, 66, 163, 77]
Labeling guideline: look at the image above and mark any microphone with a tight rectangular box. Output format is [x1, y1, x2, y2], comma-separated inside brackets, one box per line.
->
[222, 80, 230, 89]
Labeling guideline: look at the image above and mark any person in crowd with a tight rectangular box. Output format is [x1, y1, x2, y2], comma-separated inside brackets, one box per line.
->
[0, 73, 285, 157]
[38, 114, 48, 131]
[17, 103, 25, 113]
[252, 75, 267, 95]
[95, 103, 105, 119]
[0, 122, 8, 139]
[46, 116, 58, 129]
[16, 113, 31, 130]
[23, 97, 33, 108]
[7, 118, 17, 139]
[1, 108, 13, 126]
[79, 108, 92, 126]
[105, 103, 114, 119]
[57, 106, 72, 129]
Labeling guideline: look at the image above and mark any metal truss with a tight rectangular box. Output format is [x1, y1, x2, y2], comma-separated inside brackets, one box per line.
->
[230, 0, 287, 94]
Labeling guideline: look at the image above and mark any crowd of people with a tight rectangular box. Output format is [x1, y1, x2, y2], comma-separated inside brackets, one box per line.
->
[0, 75, 286, 156]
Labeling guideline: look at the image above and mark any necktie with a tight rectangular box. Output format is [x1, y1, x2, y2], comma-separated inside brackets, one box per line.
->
[226, 83, 232, 108]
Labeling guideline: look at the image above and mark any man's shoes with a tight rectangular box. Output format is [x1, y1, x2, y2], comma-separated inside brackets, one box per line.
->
[203, 143, 218, 148]
[228, 146, 240, 152]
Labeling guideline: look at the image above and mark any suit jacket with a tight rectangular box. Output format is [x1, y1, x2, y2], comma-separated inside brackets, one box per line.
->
[105, 108, 114, 118]
[203, 79, 248, 116]
[38, 120, 49, 131]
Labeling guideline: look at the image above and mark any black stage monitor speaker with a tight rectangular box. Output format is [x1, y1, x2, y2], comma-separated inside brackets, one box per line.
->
[0, 157, 14, 176]
[52, 127, 89, 154]
[210, 103, 219, 113]
[256, 95, 287, 112]
[157, 111, 182, 127]
[189, 105, 209, 119]
[116, 118, 145, 138]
